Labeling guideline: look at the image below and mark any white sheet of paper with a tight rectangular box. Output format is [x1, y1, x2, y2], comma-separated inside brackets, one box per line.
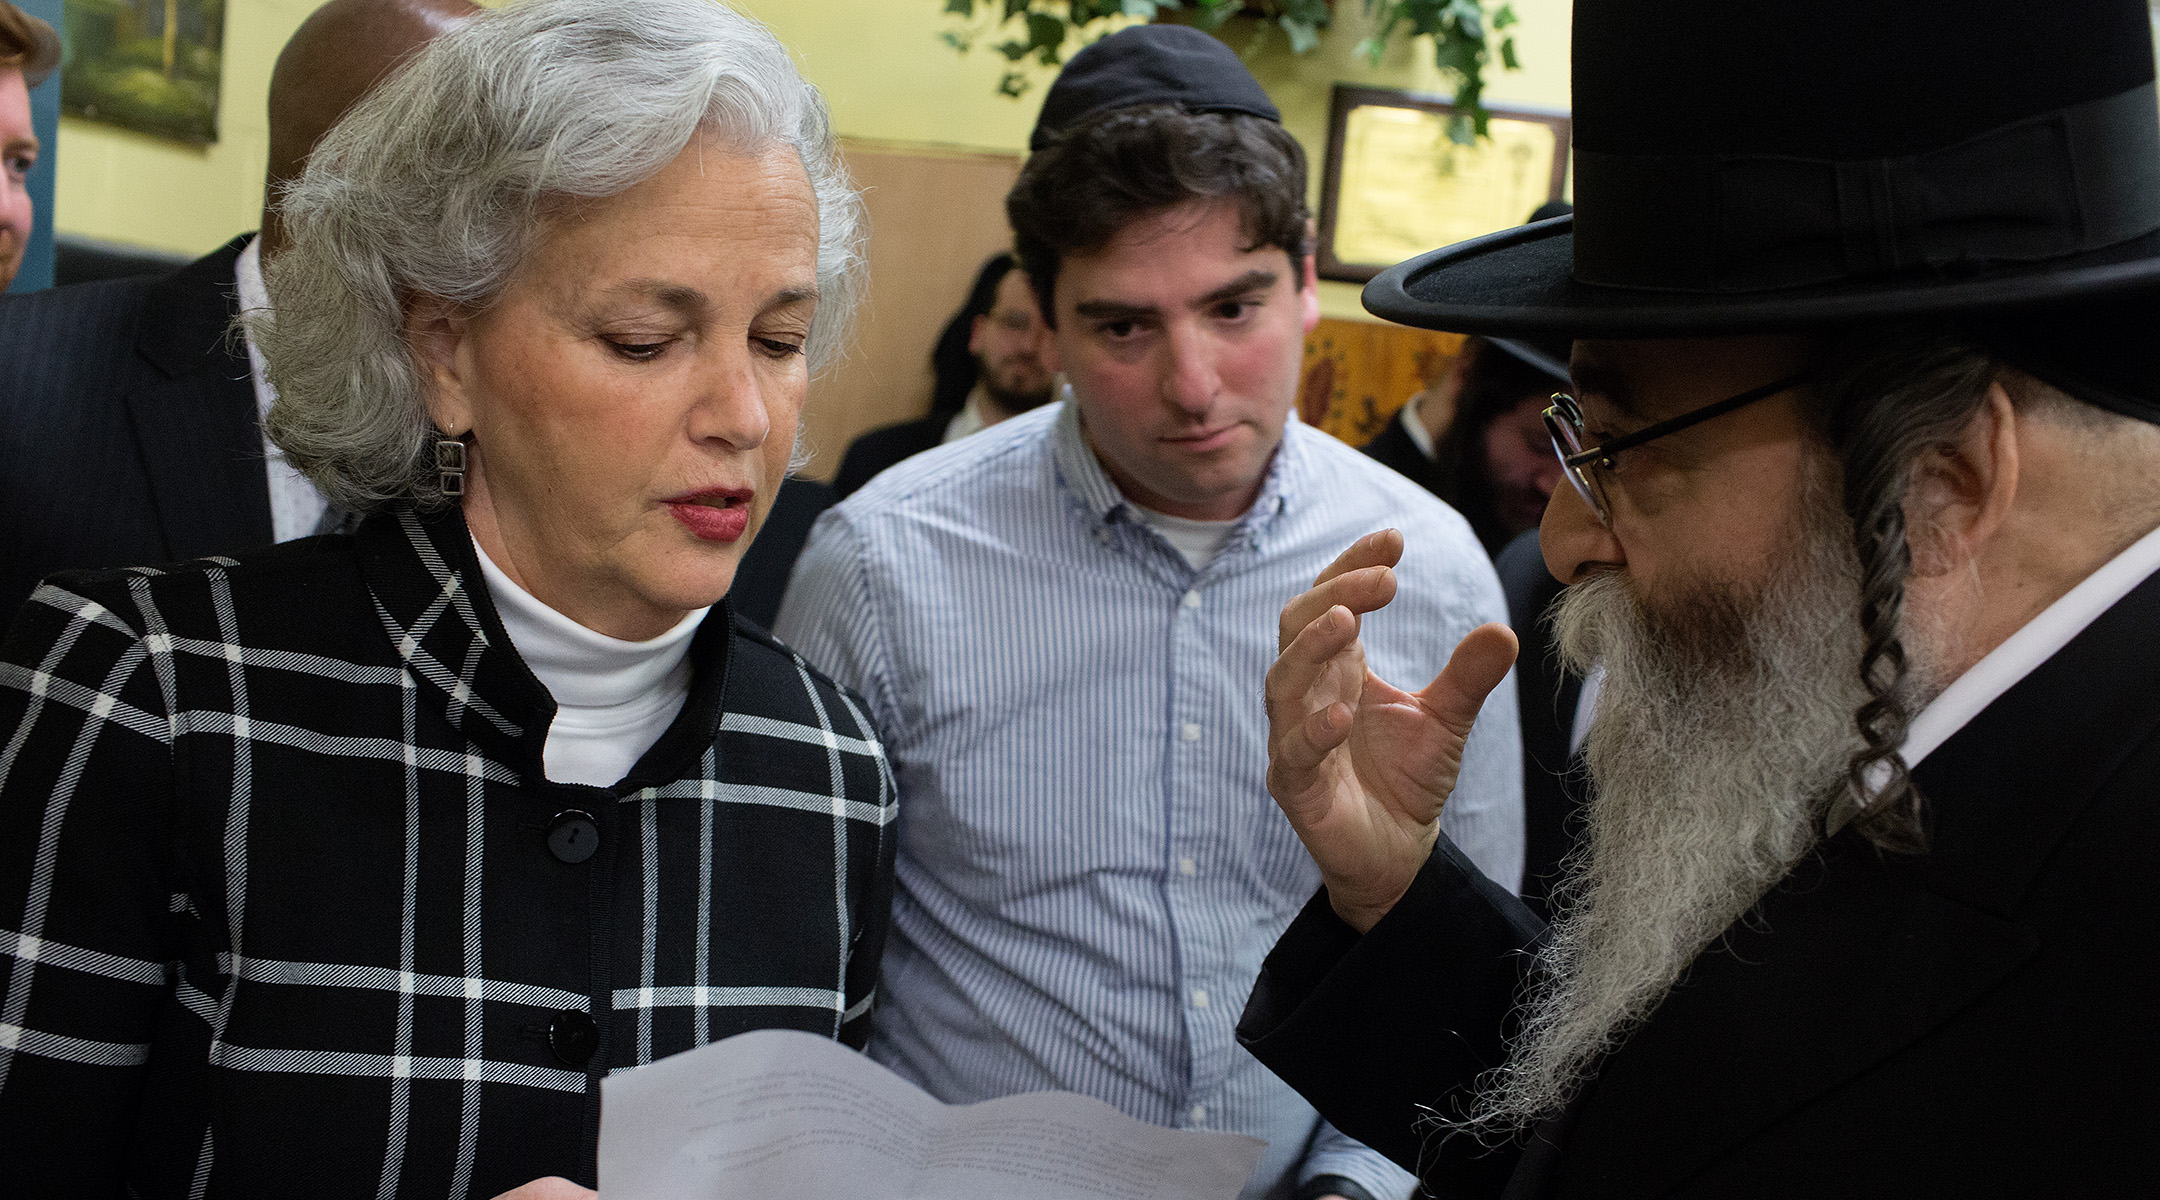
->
[598, 1028, 1265, 1200]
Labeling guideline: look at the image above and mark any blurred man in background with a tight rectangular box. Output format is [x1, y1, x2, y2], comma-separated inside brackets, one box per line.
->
[0, 0, 477, 616]
[833, 250, 1054, 497]
[1362, 334, 1570, 558]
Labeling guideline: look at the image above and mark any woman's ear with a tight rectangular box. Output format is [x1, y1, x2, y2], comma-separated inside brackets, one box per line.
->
[1904, 382, 2020, 578]
[404, 295, 476, 437]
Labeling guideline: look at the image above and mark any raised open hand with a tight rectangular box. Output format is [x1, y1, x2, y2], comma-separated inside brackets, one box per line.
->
[1265, 529, 1518, 933]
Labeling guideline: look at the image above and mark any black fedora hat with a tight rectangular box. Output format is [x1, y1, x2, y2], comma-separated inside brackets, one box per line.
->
[1368, 0, 2160, 337]
[1488, 335, 1571, 381]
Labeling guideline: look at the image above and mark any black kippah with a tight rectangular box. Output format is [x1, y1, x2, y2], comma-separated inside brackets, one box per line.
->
[1029, 24, 1280, 150]
[1965, 295, 2160, 426]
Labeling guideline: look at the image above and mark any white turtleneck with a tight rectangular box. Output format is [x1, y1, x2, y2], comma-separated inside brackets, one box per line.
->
[472, 537, 709, 787]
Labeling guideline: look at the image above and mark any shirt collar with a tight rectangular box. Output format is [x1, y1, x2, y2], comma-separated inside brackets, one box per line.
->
[944, 387, 990, 444]
[471, 532, 705, 711]
[1897, 519, 2160, 772]
[232, 235, 273, 423]
[1398, 392, 1440, 460]
[1047, 389, 1300, 541]
[355, 503, 733, 785]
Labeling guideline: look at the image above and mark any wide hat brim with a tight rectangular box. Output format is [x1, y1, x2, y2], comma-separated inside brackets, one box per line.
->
[1366, 215, 2160, 338]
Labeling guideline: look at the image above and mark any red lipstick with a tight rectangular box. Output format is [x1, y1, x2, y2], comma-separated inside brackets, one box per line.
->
[662, 488, 753, 543]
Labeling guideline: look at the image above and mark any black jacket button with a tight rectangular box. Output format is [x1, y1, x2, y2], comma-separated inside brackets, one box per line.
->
[546, 810, 599, 864]
[548, 1009, 599, 1067]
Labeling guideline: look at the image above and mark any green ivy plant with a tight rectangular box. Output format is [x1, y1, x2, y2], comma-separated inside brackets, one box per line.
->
[938, 0, 1519, 143]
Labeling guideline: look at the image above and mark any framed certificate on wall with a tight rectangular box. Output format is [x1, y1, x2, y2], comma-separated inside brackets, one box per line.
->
[1317, 84, 1571, 283]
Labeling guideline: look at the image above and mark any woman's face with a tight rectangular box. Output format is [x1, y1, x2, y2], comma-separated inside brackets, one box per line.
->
[416, 135, 820, 640]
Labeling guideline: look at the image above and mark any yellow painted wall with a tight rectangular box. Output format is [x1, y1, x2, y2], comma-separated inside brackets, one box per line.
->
[55, 0, 1572, 321]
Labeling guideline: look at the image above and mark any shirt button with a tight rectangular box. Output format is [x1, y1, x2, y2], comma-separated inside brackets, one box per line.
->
[1190, 1104, 1208, 1124]
[1191, 988, 1210, 1009]
[1181, 589, 1202, 609]
[1178, 857, 1197, 876]
[548, 1009, 599, 1066]
[547, 810, 600, 864]
[1180, 723, 1202, 743]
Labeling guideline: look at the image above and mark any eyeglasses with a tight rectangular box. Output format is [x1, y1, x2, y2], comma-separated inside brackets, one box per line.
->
[1542, 372, 1810, 526]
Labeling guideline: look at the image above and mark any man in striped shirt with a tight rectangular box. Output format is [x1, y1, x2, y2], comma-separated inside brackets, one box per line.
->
[777, 26, 1523, 1200]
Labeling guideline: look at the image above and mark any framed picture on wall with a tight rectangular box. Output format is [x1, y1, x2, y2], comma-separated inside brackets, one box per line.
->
[61, 0, 227, 146]
[1316, 84, 1569, 284]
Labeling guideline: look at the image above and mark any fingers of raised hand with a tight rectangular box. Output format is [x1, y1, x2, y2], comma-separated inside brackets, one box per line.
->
[1311, 528, 1405, 589]
[1278, 562, 1400, 650]
[1267, 698, 1355, 794]
[1267, 604, 1362, 724]
[1417, 623, 1521, 733]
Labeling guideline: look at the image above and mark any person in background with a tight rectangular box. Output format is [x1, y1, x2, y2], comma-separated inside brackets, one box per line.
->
[1361, 334, 1571, 557]
[0, 1, 57, 292]
[831, 250, 1054, 497]
[0, 0, 478, 618]
[778, 25, 1520, 1200]
[1360, 202, 1574, 559]
[0, 2, 892, 1195]
[1242, 0, 2160, 1194]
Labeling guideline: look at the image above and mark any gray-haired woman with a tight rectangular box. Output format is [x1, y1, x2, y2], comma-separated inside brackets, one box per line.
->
[0, 2, 892, 1195]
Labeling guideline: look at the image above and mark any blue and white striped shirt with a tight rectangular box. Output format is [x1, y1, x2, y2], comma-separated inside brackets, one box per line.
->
[777, 402, 1522, 1200]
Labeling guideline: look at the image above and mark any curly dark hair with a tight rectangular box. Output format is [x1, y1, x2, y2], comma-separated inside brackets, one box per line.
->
[1006, 103, 1310, 325]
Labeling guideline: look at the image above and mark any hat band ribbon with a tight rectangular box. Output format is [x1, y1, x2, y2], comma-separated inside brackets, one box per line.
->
[1570, 81, 2160, 294]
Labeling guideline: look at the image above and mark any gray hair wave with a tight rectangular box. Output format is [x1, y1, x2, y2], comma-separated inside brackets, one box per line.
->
[254, 0, 864, 512]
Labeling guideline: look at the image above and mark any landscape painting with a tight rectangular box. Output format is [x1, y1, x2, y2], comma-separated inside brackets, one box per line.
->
[61, 0, 227, 146]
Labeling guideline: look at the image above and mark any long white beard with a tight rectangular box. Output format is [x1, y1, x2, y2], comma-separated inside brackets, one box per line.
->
[1466, 492, 1873, 1132]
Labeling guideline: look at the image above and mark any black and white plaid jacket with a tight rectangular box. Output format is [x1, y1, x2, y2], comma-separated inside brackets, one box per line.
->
[0, 506, 895, 1197]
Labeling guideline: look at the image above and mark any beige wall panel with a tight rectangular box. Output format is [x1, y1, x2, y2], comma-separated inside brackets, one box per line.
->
[799, 141, 1021, 482]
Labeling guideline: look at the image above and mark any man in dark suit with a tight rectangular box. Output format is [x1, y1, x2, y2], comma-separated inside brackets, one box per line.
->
[0, 0, 476, 617]
[1361, 335, 1570, 558]
[1239, 0, 2160, 1195]
[831, 251, 1054, 498]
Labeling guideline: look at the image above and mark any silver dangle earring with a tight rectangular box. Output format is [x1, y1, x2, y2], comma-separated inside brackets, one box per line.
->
[436, 437, 467, 497]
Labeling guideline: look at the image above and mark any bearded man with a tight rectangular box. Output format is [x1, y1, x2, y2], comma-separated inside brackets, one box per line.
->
[830, 252, 1055, 498]
[1234, 0, 2160, 1196]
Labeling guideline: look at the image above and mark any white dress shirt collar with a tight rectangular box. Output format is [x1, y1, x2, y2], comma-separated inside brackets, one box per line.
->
[1397, 392, 1440, 460]
[1896, 520, 2160, 773]
[233, 237, 333, 542]
[943, 387, 990, 444]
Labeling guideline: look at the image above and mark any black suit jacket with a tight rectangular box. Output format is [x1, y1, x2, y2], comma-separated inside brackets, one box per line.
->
[728, 476, 836, 631]
[1240, 569, 2160, 1197]
[1495, 530, 1587, 921]
[1361, 412, 1437, 493]
[1, 237, 272, 618]
[831, 414, 947, 500]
